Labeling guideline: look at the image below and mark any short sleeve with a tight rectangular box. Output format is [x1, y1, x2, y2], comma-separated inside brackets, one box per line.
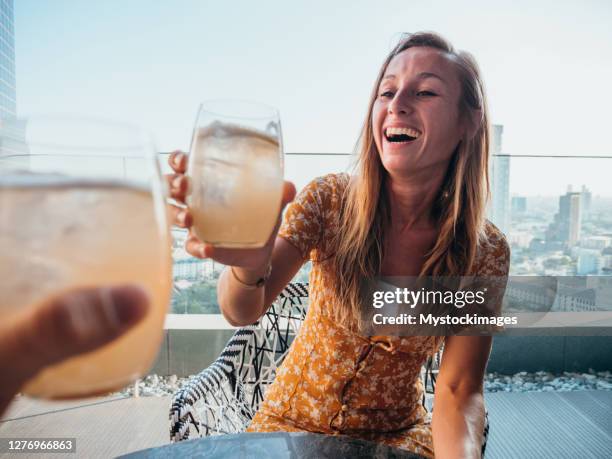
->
[479, 224, 511, 318]
[476, 222, 511, 278]
[278, 173, 348, 261]
[472, 224, 511, 333]
[278, 177, 326, 260]
[448, 223, 511, 336]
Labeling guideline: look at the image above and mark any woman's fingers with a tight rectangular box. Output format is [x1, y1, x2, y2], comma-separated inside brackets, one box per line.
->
[165, 151, 189, 204]
[167, 204, 193, 228]
[185, 230, 208, 259]
[165, 173, 190, 202]
[168, 151, 188, 173]
[181, 180, 296, 265]
[184, 231, 268, 268]
[281, 180, 296, 207]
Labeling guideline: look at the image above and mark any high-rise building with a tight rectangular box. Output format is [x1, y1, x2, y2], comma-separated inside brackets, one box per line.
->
[0, 0, 26, 162]
[545, 188, 582, 249]
[580, 185, 592, 219]
[488, 124, 511, 235]
[582, 236, 611, 251]
[559, 190, 582, 247]
[602, 247, 612, 275]
[0, 0, 16, 120]
[511, 196, 527, 214]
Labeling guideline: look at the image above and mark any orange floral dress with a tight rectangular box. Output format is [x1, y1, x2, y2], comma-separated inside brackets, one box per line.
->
[246, 173, 510, 458]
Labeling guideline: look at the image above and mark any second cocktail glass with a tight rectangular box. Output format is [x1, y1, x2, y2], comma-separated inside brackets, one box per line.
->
[187, 100, 284, 248]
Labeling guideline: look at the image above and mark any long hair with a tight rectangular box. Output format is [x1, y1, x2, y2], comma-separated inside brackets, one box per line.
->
[331, 31, 491, 331]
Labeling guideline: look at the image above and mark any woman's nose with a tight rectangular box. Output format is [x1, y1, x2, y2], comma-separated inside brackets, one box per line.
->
[388, 93, 412, 115]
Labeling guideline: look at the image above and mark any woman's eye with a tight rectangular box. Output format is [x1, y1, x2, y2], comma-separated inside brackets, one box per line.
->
[417, 90, 436, 97]
[380, 91, 394, 98]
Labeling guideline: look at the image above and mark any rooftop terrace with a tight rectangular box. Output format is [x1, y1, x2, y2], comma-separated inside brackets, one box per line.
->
[1, 390, 610, 458]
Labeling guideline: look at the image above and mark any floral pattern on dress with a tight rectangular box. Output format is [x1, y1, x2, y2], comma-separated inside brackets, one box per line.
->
[246, 173, 510, 459]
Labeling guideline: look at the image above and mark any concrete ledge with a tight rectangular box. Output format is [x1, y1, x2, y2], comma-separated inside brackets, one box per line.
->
[164, 314, 234, 330]
[149, 322, 612, 377]
[489, 336, 565, 373]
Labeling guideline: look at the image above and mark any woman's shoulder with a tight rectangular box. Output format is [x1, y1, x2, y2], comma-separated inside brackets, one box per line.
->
[299, 172, 350, 210]
[482, 220, 508, 248]
[474, 220, 511, 276]
[307, 172, 350, 194]
[281, 173, 350, 260]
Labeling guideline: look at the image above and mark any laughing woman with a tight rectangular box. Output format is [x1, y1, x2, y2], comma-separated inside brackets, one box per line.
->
[168, 31, 510, 459]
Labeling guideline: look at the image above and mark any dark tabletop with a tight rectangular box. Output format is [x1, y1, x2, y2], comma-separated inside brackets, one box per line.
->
[119, 432, 427, 459]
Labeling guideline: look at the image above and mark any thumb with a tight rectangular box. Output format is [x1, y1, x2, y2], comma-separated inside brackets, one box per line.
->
[27, 285, 150, 368]
[281, 180, 296, 207]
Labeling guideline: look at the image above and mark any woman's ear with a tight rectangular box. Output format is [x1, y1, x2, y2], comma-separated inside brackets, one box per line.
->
[463, 108, 483, 141]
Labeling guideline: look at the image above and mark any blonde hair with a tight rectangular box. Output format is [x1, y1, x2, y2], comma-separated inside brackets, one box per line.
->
[331, 31, 491, 330]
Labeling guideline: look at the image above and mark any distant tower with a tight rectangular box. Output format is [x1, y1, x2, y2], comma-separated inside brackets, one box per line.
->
[559, 191, 582, 247]
[0, 0, 16, 120]
[488, 124, 511, 235]
[511, 196, 527, 215]
[580, 185, 592, 220]
[0, 0, 27, 162]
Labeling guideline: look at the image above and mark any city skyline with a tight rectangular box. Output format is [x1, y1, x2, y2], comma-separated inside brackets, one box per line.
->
[6, 1, 612, 313]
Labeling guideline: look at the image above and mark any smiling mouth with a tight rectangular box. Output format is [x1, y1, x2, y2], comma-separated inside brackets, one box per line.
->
[384, 127, 421, 143]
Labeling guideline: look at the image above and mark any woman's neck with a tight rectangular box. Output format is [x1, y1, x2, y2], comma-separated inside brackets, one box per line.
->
[385, 166, 447, 232]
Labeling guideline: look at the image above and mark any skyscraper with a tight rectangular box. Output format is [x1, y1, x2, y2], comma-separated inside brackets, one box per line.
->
[545, 188, 583, 250]
[488, 124, 511, 235]
[0, 0, 26, 161]
[580, 185, 592, 220]
[0, 0, 16, 120]
[559, 191, 582, 247]
[511, 196, 527, 214]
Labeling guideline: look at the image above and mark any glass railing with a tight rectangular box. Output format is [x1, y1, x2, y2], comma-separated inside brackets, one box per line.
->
[4, 152, 609, 315]
[491, 155, 612, 276]
[161, 153, 612, 315]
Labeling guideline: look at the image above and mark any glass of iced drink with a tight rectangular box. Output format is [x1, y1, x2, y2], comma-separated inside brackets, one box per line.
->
[187, 100, 284, 247]
[0, 117, 172, 399]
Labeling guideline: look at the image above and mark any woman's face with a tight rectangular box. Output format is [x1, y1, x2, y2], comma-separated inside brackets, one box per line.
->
[372, 46, 465, 176]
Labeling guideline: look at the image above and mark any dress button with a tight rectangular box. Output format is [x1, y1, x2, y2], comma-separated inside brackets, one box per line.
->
[341, 404, 348, 412]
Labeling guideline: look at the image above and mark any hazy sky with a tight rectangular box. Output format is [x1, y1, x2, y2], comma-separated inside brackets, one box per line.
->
[14, 0, 612, 195]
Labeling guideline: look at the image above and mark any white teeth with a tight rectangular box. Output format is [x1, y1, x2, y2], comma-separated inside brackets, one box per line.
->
[385, 127, 421, 138]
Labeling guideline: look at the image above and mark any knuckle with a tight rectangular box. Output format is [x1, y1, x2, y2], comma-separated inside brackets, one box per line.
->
[57, 295, 97, 345]
[33, 296, 87, 359]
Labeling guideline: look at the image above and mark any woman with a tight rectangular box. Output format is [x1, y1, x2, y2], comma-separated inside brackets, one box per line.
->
[168, 31, 510, 459]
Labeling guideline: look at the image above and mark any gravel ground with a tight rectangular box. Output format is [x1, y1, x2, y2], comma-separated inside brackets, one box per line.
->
[483, 370, 612, 392]
[115, 370, 612, 398]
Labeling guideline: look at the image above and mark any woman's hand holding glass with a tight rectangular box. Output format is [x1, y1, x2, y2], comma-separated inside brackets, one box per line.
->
[166, 151, 296, 274]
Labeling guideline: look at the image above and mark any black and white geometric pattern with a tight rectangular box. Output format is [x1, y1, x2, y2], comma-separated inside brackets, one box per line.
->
[169, 282, 308, 442]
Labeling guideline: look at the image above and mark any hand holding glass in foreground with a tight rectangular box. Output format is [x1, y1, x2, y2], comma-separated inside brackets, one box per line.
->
[0, 286, 149, 417]
[0, 117, 172, 399]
